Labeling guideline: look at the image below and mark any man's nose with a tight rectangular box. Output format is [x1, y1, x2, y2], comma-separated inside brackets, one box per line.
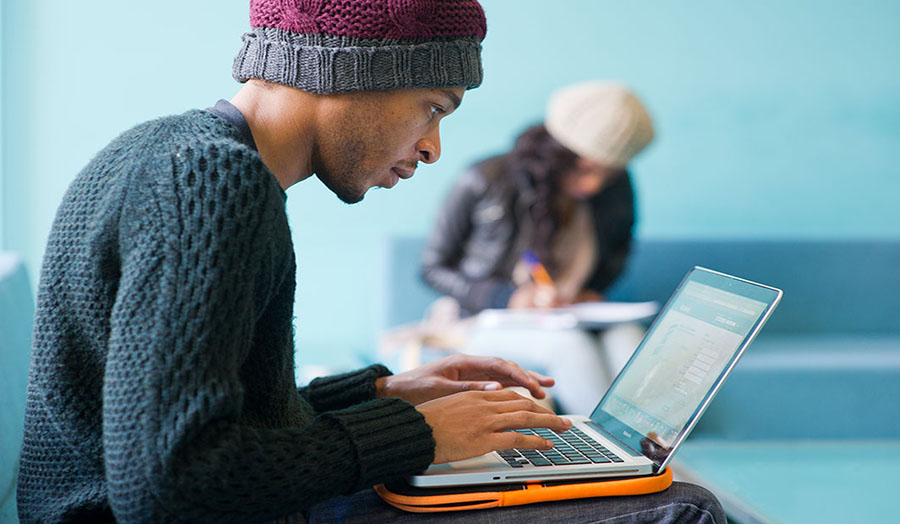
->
[417, 126, 441, 164]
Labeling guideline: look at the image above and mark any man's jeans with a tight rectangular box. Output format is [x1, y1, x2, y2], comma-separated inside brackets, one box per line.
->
[303, 481, 726, 523]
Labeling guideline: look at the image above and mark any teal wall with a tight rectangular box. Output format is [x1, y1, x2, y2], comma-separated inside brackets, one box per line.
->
[2, 1, 899, 371]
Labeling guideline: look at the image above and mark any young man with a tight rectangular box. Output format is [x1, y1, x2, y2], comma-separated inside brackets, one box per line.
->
[18, 1, 726, 522]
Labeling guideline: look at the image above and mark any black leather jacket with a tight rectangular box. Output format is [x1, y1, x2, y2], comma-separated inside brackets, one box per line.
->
[421, 154, 635, 314]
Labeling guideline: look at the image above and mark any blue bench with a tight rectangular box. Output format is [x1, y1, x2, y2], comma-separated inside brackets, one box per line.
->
[603, 239, 900, 440]
[380, 237, 900, 523]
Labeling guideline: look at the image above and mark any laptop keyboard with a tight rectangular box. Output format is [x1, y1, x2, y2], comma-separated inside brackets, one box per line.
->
[497, 427, 625, 468]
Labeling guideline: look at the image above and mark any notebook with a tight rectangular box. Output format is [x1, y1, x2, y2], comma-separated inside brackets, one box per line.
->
[409, 267, 782, 487]
[476, 301, 660, 330]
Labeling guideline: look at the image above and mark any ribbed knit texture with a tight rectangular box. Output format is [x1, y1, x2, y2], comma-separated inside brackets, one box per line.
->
[17, 111, 434, 523]
[249, 0, 487, 40]
[233, 0, 486, 93]
[545, 82, 655, 168]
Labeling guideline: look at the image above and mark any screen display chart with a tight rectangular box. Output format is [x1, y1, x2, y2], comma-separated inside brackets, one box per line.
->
[601, 281, 768, 447]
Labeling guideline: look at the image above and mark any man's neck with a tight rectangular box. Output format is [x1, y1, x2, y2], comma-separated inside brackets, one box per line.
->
[230, 81, 317, 190]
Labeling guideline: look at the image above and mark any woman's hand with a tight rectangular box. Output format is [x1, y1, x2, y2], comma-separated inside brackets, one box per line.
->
[507, 283, 568, 309]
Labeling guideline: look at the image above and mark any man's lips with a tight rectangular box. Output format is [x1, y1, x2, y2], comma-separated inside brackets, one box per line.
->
[392, 167, 415, 180]
[381, 165, 416, 190]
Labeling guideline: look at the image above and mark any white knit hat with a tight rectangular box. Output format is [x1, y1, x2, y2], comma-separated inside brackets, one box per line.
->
[545, 81, 655, 168]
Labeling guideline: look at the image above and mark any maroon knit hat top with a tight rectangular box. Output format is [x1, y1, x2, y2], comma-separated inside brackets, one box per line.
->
[234, 0, 487, 94]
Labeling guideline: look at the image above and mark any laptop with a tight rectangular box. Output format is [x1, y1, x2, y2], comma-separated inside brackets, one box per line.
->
[409, 266, 782, 487]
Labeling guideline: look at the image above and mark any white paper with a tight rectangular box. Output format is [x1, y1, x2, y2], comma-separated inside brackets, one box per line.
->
[560, 301, 659, 327]
[476, 301, 658, 330]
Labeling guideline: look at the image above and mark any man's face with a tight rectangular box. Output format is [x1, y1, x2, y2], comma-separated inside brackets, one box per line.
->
[313, 87, 465, 204]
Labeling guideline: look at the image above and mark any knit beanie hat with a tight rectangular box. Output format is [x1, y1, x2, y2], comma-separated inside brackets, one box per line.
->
[545, 82, 655, 168]
[233, 0, 486, 94]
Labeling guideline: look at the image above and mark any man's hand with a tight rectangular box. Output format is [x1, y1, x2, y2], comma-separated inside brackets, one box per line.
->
[376, 354, 554, 405]
[417, 390, 573, 464]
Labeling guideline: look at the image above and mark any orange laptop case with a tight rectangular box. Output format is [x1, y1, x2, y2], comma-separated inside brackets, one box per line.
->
[375, 467, 673, 513]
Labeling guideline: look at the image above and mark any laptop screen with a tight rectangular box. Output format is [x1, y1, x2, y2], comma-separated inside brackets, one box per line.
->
[589, 267, 781, 468]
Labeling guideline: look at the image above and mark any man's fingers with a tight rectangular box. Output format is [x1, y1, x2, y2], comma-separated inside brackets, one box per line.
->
[480, 357, 547, 399]
[451, 355, 555, 397]
[495, 432, 553, 451]
[489, 396, 556, 416]
[420, 387, 576, 463]
[528, 370, 555, 387]
[453, 380, 501, 392]
[473, 389, 548, 407]
[493, 411, 572, 433]
[480, 395, 573, 433]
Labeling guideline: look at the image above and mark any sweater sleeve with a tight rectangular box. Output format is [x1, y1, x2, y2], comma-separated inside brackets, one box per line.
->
[102, 145, 434, 522]
[298, 364, 391, 412]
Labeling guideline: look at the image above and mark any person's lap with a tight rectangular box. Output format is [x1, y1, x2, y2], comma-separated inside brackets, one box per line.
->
[306, 481, 726, 524]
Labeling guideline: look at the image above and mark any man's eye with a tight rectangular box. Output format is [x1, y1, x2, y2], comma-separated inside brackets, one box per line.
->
[430, 105, 445, 118]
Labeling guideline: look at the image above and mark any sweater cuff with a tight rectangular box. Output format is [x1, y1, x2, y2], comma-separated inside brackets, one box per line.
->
[325, 398, 435, 489]
[305, 364, 392, 412]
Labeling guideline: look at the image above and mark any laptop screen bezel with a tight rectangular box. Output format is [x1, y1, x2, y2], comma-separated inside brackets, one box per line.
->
[588, 266, 782, 471]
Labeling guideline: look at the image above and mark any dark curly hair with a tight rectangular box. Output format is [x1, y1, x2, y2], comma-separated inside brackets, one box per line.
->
[507, 124, 579, 273]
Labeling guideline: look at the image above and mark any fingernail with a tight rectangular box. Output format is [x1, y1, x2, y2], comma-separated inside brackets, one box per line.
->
[562, 417, 573, 426]
[484, 382, 501, 390]
[544, 440, 554, 448]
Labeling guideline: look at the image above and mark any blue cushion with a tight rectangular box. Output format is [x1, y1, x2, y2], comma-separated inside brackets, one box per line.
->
[691, 334, 900, 439]
[604, 239, 900, 334]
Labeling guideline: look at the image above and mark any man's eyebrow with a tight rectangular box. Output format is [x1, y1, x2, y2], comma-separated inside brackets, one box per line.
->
[434, 88, 462, 111]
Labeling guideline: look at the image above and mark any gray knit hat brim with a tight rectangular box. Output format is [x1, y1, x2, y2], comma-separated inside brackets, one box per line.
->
[233, 27, 483, 94]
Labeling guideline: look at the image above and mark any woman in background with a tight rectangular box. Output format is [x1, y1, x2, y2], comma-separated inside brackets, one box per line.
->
[423, 81, 654, 315]
[420, 81, 655, 414]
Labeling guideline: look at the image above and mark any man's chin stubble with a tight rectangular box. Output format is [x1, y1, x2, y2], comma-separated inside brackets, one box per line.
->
[316, 172, 365, 205]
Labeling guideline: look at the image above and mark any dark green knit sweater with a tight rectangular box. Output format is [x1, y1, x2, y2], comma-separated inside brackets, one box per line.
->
[17, 110, 434, 523]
